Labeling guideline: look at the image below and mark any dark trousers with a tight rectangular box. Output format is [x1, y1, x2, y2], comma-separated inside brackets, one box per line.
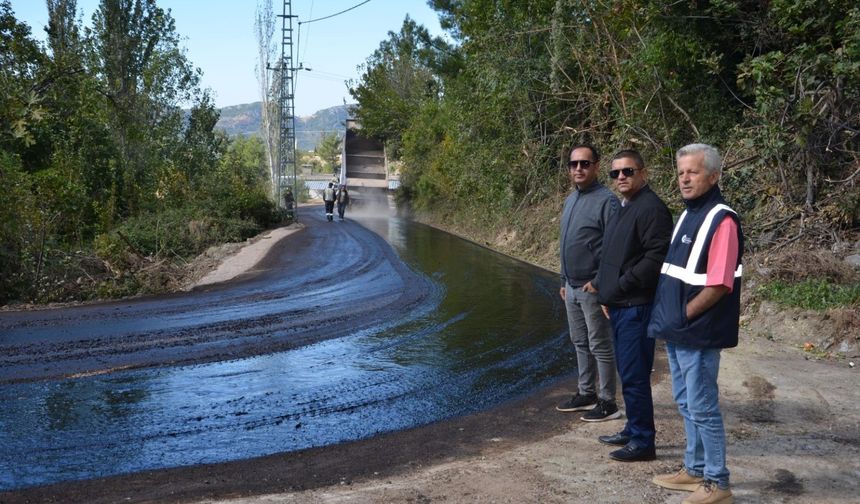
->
[324, 200, 335, 215]
[337, 202, 347, 219]
[609, 304, 656, 449]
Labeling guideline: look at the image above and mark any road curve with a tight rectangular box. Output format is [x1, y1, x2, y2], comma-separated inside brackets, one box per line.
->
[0, 210, 433, 384]
[0, 207, 572, 493]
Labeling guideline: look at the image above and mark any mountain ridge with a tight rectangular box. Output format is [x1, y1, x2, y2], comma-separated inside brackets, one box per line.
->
[214, 102, 352, 150]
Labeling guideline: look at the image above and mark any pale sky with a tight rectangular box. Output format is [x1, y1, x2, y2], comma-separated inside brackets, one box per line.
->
[9, 0, 448, 116]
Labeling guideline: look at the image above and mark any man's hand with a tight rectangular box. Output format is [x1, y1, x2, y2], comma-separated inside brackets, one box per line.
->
[581, 281, 597, 294]
[601, 305, 610, 320]
[686, 285, 730, 320]
[559, 286, 566, 301]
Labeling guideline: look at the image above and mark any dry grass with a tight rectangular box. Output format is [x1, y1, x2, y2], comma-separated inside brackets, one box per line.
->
[747, 244, 859, 284]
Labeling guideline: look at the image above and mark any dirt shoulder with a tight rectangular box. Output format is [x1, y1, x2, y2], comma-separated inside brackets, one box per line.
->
[187, 224, 304, 288]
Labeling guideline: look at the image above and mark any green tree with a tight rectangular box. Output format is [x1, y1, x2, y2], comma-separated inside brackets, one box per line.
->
[0, 1, 46, 301]
[0, 152, 35, 304]
[736, 0, 860, 216]
[204, 135, 275, 226]
[316, 132, 341, 174]
[0, 1, 281, 304]
[179, 92, 226, 190]
[41, 0, 117, 240]
[349, 16, 451, 154]
[0, 0, 46, 152]
[89, 0, 201, 219]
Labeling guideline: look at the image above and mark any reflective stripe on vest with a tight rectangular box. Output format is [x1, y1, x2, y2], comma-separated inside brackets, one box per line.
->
[670, 210, 688, 243]
[660, 204, 742, 286]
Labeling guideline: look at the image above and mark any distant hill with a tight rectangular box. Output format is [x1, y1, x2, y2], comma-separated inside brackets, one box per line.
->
[215, 102, 351, 151]
[215, 102, 262, 138]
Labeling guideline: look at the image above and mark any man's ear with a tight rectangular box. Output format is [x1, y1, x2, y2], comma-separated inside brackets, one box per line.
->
[709, 170, 720, 185]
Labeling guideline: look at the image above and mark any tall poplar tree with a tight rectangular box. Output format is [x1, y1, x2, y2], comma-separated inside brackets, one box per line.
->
[255, 0, 278, 200]
[89, 0, 200, 220]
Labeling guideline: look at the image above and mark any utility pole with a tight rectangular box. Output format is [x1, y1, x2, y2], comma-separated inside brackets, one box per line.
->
[275, 0, 298, 221]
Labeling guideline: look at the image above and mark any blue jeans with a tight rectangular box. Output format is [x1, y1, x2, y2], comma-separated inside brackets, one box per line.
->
[564, 283, 616, 401]
[609, 305, 655, 449]
[666, 342, 730, 489]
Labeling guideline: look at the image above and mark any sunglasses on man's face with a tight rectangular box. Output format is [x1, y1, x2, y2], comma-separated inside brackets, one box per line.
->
[567, 160, 593, 170]
[609, 167, 642, 179]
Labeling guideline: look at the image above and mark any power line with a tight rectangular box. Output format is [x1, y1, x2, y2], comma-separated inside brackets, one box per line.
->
[301, 0, 314, 62]
[295, 1, 368, 86]
[300, 0, 371, 25]
[294, 0, 314, 89]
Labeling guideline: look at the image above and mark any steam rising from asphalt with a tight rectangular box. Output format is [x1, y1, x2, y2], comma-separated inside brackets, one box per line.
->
[347, 187, 395, 220]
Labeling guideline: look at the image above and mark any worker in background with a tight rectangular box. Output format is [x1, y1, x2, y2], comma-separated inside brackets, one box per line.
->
[323, 182, 336, 222]
[336, 185, 350, 221]
[283, 187, 295, 219]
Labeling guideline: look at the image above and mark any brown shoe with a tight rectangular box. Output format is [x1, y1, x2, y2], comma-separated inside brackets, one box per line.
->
[682, 481, 733, 504]
[652, 468, 704, 491]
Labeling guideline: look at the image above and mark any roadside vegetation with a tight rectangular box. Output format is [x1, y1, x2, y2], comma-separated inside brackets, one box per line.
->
[1, 0, 282, 305]
[348, 1, 860, 319]
[3, 0, 859, 317]
[297, 132, 342, 176]
[750, 248, 860, 310]
[758, 280, 860, 310]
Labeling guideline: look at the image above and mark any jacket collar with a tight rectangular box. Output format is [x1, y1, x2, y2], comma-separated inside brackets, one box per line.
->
[684, 184, 721, 210]
[623, 183, 652, 205]
[576, 180, 603, 194]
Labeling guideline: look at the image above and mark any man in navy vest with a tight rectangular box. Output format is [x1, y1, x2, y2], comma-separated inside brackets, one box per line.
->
[593, 149, 673, 462]
[648, 144, 743, 504]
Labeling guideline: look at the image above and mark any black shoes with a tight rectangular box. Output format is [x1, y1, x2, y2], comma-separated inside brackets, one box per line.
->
[556, 393, 597, 412]
[581, 399, 622, 422]
[598, 432, 631, 446]
[609, 443, 656, 462]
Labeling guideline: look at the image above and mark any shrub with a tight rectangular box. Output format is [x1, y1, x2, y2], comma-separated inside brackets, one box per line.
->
[95, 207, 261, 264]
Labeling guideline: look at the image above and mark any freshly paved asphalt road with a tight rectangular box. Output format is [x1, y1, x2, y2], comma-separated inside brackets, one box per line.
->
[0, 208, 572, 499]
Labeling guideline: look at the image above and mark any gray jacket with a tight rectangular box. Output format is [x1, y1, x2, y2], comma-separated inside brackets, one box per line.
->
[559, 181, 618, 286]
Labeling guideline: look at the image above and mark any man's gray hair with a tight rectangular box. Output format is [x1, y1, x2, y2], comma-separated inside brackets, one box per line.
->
[677, 143, 721, 175]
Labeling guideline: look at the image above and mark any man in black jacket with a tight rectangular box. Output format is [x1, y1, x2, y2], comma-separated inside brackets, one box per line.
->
[593, 149, 673, 462]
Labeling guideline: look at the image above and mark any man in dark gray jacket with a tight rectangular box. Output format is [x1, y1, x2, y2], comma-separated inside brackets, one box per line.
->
[557, 144, 621, 422]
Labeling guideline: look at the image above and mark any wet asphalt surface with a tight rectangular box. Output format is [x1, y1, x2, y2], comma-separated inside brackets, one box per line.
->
[0, 207, 573, 494]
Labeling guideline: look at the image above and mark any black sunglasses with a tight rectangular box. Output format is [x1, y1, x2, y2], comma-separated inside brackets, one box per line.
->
[609, 167, 642, 179]
[567, 159, 593, 170]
